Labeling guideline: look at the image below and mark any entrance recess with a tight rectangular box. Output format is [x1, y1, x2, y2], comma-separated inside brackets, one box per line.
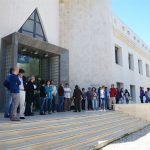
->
[17, 45, 60, 85]
[0, 32, 69, 110]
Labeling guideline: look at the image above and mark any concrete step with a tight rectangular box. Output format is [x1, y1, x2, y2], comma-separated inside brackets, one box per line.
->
[88, 122, 149, 150]
[71, 122, 148, 150]
[19, 119, 142, 150]
[0, 115, 129, 140]
[0, 111, 126, 131]
[0, 111, 148, 150]
[0, 117, 132, 149]
[4, 119, 141, 149]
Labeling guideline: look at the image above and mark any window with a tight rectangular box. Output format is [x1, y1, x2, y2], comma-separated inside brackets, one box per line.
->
[128, 53, 134, 70]
[122, 26, 125, 31]
[127, 31, 130, 35]
[115, 46, 122, 66]
[146, 64, 150, 77]
[19, 9, 46, 41]
[138, 59, 143, 74]
[130, 85, 136, 103]
[116, 82, 124, 90]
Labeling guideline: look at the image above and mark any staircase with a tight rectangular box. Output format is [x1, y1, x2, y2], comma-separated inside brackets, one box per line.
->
[0, 111, 148, 150]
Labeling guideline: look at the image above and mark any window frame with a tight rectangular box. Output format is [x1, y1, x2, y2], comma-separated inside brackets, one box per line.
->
[19, 9, 46, 41]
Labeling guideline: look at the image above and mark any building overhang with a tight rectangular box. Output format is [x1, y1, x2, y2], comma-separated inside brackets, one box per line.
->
[2, 32, 68, 56]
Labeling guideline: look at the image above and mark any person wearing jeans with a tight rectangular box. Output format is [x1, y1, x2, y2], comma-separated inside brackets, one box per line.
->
[18, 69, 26, 119]
[39, 80, 47, 115]
[58, 83, 64, 112]
[124, 89, 130, 104]
[92, 87, 98, 110]
[87, 87, 93, 110]
[9, 67, 21, 121]
[51, 80, 57, 112]
[109, 84, 117, 110]
[81, 88, 87, 110]
[105, 87, 109, 110]
[4, 91, 12, 118]
[140, 87, 145, 103]
[64, 83, 71, 111]
[100, 86, 106, 111]
[3, 68, 14, 118]
[45, 80, 53, 114]
[119, 88, 125, 104]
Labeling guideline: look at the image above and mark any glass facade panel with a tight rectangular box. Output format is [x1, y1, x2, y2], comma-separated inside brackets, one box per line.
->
[36, 13, 40, 22]
[35, 35, 44, 41]
[19, 9, 46, 41]
[22, 30, 33, 37]
[29, 13, 34, 20]
[36, 23, 43, 35]
[22, 20, 34, 32]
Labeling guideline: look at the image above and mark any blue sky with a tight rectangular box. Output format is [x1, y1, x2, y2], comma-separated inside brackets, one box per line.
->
[112, 0, 150, 45]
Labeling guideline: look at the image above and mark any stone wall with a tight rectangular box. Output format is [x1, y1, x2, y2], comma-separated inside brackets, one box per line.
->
[59, 0, 113, 89]
[114, 104, 150, 122]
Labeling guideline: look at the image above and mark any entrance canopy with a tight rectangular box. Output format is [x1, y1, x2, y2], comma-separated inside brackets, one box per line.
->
[0, 32, 69, 110]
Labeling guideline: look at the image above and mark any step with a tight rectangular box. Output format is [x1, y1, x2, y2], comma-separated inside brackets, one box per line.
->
[9, 118, 140, 150]
[56, 121, 148, 150]
[0, 111, 117, 125]
[0, 112, 127, 132]
[0, 111, 148, 150]
[88, 122, 149, 150]
[0, 116, 134, 149]
[0, 115, 130, 140]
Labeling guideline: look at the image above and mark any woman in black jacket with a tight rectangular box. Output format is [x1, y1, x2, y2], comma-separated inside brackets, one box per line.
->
[25, 76, 35, 116]
[73, 85, 82, 112]
[58, 83, 64, 112]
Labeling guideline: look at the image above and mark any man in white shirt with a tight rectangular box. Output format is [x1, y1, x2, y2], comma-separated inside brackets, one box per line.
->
[64, 83, 71, 111]
[18, 69, 26, 119]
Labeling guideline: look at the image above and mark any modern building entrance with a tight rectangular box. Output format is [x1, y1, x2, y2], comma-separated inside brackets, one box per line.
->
[0, 32, 69, 110]
[17, 45, 60, 85]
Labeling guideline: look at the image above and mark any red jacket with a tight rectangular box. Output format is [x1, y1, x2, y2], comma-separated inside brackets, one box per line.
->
[110, 88, 117, 97]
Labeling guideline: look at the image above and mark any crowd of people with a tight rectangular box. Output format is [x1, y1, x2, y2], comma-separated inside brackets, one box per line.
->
[3, 67, 150, 121]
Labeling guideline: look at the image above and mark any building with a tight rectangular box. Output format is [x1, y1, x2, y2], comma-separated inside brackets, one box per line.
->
[0, 0, 149, 109]
[60, 0, 150, 103]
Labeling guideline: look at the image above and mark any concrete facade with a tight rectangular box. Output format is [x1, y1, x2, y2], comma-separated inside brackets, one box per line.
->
[60, 0, 113, 89]
[112, 16, 150, 102]
[114, 104, 150, 122]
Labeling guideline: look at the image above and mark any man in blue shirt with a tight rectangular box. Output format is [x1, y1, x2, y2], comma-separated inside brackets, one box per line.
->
[9, 67, 21, 121]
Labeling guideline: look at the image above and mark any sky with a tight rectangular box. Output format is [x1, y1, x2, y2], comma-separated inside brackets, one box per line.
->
[112, 0, 150, 45]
